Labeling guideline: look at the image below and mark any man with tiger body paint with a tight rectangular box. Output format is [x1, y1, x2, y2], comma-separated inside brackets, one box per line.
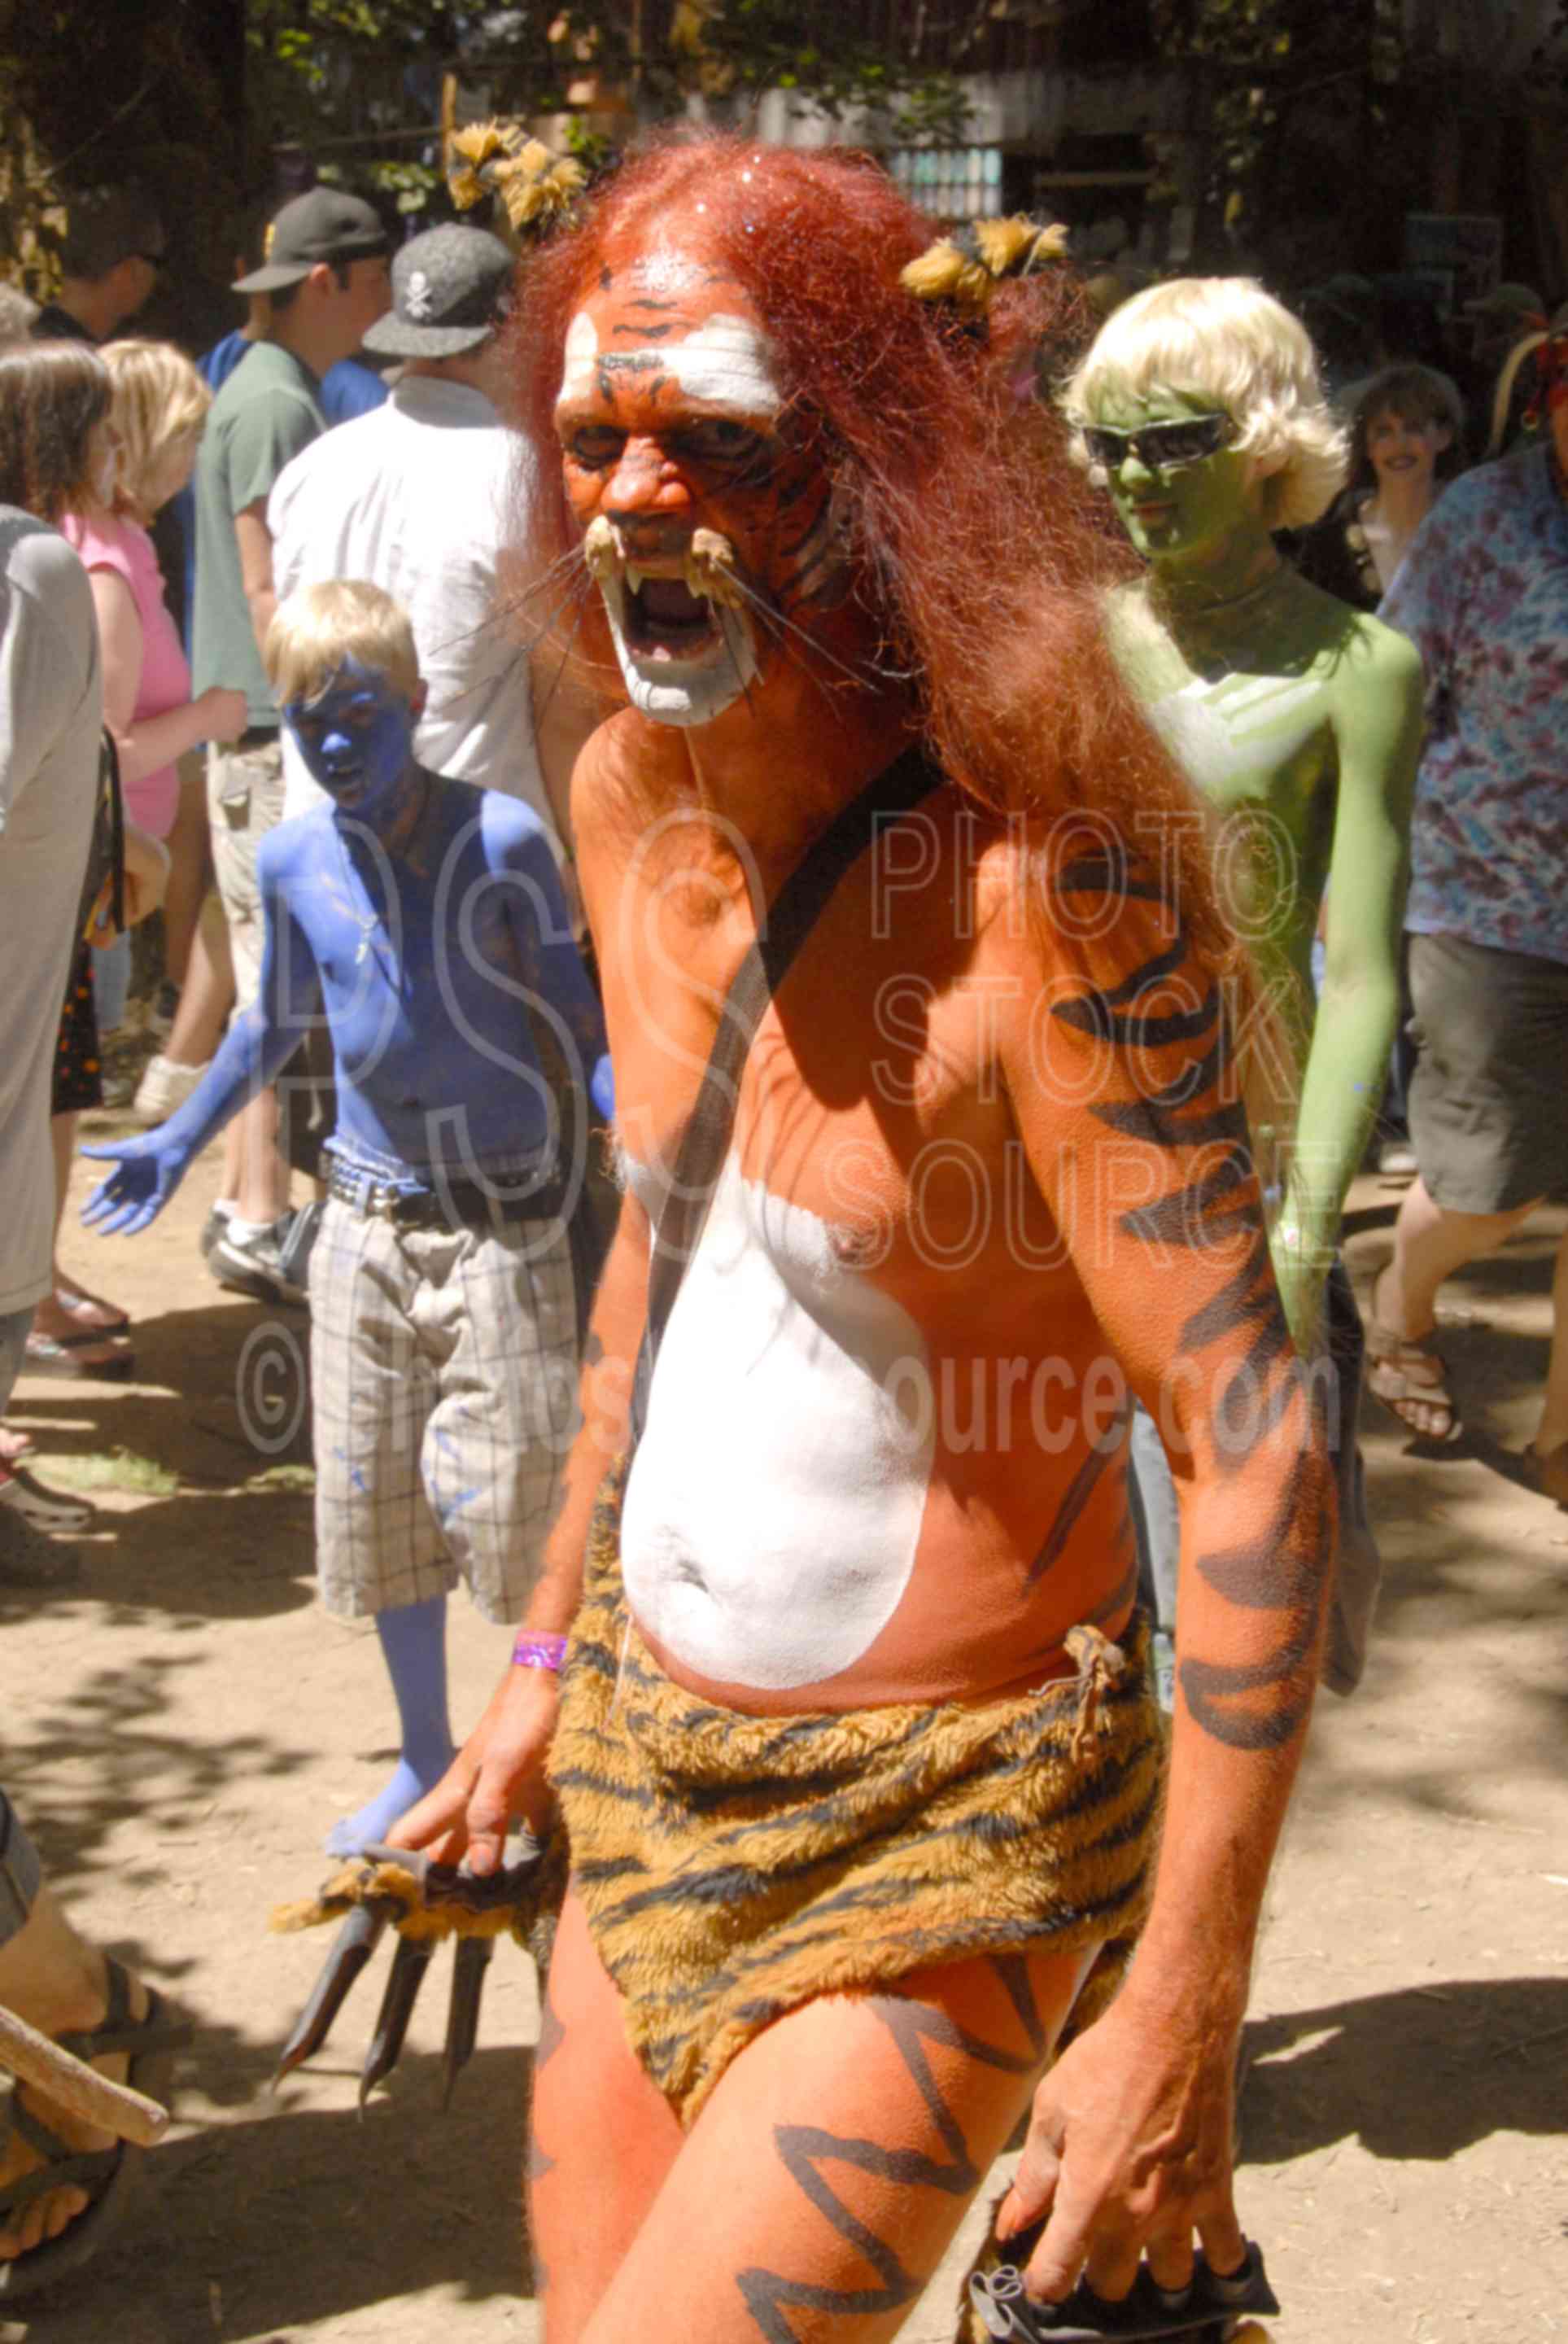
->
[391, 138, 1334, 2342]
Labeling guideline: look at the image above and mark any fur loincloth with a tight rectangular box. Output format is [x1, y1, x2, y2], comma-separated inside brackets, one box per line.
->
[549, 1467, 1165, 2126]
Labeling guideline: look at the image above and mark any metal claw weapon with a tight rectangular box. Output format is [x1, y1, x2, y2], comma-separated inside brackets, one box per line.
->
[269, 1836, 564, 2111]
[968, 2237, 1279, 2344]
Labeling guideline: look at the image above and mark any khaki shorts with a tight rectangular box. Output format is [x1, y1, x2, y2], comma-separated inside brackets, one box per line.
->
[207, 738, 286, 1012]
[1408, 930, 1568, 1214]
[308, 1197, 579, 1622]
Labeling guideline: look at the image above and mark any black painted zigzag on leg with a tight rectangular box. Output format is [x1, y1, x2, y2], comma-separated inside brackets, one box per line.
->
[736, 1992, 1043, 2340]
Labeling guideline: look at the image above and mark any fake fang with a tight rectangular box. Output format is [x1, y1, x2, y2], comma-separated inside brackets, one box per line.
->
[584, 517, 760, 728]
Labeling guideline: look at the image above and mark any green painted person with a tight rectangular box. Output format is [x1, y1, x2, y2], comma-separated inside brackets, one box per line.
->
[1065, 279, 1424, 1343]
[1063, 277, 1426, 1695]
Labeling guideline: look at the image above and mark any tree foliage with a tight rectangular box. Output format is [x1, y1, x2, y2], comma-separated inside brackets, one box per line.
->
[248, 0, 974, 206]
[0, 0, 238, 335]
[1151, 0, 1407, 234]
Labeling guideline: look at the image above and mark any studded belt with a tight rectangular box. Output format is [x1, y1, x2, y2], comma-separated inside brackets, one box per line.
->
[325, 1157, 568, 1230]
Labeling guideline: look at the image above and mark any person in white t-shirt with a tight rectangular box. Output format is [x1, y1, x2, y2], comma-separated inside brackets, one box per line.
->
[268, 223, 600, 847]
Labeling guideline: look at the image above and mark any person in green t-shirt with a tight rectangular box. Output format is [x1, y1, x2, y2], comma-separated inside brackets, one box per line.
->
[188, 188, 390, 1301]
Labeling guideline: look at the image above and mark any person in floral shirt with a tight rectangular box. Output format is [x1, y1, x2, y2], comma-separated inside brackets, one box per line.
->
[1371, 350, 1568, 1498]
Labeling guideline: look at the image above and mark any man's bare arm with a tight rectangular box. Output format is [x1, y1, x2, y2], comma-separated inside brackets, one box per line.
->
[994, 868, 1332, 2299]
[234, 501, 278, 668]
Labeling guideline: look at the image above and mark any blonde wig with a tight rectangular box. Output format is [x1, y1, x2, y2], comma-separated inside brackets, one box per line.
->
[266, 578, 421, 709]
[99, 339, 211, 520]
[1062, 276, 1348, 530]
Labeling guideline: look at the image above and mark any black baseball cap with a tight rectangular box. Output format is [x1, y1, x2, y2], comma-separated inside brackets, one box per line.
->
[234, 189, 388, 294]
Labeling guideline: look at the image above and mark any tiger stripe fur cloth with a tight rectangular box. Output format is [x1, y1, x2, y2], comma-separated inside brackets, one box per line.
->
[549, 1465, 1164, 2124]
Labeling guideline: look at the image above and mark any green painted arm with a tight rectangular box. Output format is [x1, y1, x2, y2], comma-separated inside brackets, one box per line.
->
[1272, 614, 1423, 1346]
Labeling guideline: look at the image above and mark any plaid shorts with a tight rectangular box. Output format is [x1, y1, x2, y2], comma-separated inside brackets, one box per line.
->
[309, 1198, 579, 1622]
[207, 739, 286, 1012]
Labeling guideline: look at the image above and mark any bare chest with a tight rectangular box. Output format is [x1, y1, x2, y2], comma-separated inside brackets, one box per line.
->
[602, 857, 1037, 1310]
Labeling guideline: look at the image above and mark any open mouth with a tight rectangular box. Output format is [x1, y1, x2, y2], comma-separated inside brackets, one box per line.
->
[619, 571, 726, 665]
[592, 527, 761, 726]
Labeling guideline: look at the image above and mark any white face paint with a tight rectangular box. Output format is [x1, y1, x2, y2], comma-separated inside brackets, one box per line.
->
[620, 1155, 934, 1690]
[557, 276, 784, 728]
[556, 309, 784, 417]
[559, 311, 600, 406]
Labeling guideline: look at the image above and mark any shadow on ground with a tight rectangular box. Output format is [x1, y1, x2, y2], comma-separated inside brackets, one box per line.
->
[1240, 1974, 1567, 2166]
[10, 2043, 535, 2341]
[7, 1649, 313, 1887]
[12, 1298, 312, 1484]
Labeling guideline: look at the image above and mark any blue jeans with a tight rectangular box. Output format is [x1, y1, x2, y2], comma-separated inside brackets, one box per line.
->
[91, 932, 132, 1035]
[1128, 1260, 1382, 1702]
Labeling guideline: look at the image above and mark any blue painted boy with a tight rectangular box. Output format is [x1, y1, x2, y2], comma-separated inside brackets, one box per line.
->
[84, 579, 611, 1853]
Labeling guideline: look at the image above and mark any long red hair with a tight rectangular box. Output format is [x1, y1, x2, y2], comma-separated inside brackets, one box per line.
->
[508, 133, 1253, 994]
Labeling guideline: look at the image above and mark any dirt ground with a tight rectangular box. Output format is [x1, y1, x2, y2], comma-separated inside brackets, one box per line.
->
[2, 1117, 1564, 2344]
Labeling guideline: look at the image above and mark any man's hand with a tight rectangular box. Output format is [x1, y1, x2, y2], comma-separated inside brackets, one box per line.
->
[387, 1664, 560, 1876]
[80, 1131, 190, 1237]
[996, 1975, 1246, 2306]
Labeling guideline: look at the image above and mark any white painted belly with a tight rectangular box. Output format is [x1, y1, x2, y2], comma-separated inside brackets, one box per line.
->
[620, 1154, 934, 1690]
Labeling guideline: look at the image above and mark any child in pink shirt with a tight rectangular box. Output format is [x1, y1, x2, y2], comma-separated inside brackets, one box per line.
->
[62, 342, 246, 839]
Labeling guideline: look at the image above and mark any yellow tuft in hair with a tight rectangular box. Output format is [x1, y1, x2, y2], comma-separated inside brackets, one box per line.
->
[900, 216, 1069, 317]
[491, 142, 587, 231]
[900, 240, 992, 313]
[450, 119, 510, 170]
[448, 120, 585, 237]
[976, 216, 1068, 280]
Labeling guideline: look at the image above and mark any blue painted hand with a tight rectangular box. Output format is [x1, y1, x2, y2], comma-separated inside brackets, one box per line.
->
[80, 1132, 190, 1237]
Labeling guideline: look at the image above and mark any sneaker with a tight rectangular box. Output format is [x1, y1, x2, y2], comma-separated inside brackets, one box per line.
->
[210, 1217, 309, 1308]
[0, 1504, 81, 1588]
[133, 1053, 212, 1125]
[1378, 1139, 1417, 1177]
[199, 1204, 234, 1265]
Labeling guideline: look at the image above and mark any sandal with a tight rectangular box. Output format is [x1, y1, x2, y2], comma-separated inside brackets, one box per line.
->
[1365, 1314, 1463, 1444]
[0, 1468, 94, 1535]
[21, 1332, 134, 1384]
[0, 1958, 187, 2301]
[49, 1287, 129, 1338]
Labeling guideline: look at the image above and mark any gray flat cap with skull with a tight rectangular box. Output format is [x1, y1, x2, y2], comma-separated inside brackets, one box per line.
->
[361, 225, 516, 358]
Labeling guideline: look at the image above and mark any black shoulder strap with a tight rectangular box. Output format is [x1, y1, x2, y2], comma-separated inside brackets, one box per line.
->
[629, 742, 943, 1448]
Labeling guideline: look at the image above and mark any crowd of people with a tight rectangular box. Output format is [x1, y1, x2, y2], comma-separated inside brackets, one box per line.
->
[0, 142, 1561, 2335]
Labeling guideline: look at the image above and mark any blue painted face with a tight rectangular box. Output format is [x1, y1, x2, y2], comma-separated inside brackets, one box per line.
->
[284, 658, 417, 821]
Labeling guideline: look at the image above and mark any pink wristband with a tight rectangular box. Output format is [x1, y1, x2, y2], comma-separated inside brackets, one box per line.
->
[512, 1633, 568, 1673]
